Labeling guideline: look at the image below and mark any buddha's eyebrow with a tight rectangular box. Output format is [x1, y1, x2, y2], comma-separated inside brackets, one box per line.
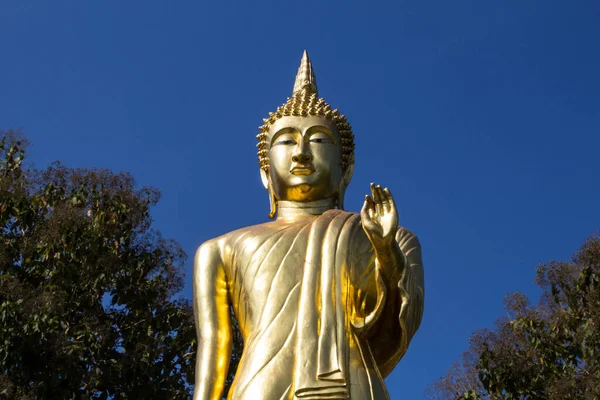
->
[272, 127, 299, 137]
[270, 127, 300, 146]
[306, 125, 335, 143]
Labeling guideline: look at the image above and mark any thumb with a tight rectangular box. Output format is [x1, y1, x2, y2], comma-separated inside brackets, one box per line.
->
[360, 196, 371, 220]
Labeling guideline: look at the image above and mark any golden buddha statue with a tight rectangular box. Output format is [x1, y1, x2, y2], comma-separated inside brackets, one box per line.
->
[193, 51, 424, 400]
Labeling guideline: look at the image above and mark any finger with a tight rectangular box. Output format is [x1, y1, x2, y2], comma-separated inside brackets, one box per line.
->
[367, 194, 375, 208]
[383, 187, 392, 199]
[382, 187, 392, 213]
[360, 202, 372, 224]
[384, 188, 397, 212]
[384, 187, 399, 224]
[365, 195, 377, 218]
[377, 185, 389, 213]
[374, 185, 384, 215]
[361, 215, 377, 234]
[372, 183, 381, 202]
[369, 183, 379, 216]
[360, 195, 372, 219]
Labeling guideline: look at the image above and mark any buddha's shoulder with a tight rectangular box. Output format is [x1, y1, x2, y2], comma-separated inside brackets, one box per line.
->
[197, 221, 280, 253]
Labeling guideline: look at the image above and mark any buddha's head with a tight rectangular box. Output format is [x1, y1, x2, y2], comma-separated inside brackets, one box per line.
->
[257, 51, 355, 218]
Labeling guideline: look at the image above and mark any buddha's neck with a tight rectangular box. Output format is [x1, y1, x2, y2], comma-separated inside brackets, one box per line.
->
[277, 198, 335, 220]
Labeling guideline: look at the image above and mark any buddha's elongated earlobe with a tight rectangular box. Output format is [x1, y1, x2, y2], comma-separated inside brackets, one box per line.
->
[260, 168, 277, 219]
[267, 174, 277, 219]
[268, 182, 277, 219]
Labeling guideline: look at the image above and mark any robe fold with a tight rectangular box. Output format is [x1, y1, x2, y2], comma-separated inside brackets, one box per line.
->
[225, 210, 424, 400]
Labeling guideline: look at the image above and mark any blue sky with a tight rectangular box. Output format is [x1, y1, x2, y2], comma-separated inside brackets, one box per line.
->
[2, 1, 599, 398]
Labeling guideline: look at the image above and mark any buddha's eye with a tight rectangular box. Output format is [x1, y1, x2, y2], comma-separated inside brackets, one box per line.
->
[309, 133, 333, 144]
[273, 135, 297, 146]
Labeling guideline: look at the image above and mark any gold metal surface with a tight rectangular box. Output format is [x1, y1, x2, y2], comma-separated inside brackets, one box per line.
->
[193, 51, 424, 400]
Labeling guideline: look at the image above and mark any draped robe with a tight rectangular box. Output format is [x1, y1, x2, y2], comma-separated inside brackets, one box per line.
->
[219, 210, 424, 400]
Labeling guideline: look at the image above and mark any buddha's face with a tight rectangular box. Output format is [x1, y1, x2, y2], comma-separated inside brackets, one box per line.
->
[264, 116, 344, 202]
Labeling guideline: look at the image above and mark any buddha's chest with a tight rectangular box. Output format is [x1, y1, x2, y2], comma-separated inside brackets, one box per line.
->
[230, 227, 308, 296]
[221, 224, 308, 321]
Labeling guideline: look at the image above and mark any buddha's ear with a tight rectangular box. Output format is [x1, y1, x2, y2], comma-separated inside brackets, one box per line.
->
[259, 168, 269, 190]
[260, 170, 277, 219]
[342, 163, 354, 187]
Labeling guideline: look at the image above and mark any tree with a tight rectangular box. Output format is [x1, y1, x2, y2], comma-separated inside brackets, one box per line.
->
[0, 131, 242, 399]
[426, 234, 600, 400]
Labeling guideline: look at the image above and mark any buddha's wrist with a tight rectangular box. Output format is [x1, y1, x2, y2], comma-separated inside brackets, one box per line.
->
[374, 240, 405, 283]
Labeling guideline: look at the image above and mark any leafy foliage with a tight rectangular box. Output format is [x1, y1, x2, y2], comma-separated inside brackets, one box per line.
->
[426, 235, 600, 400]
[0, 131, 242, 399]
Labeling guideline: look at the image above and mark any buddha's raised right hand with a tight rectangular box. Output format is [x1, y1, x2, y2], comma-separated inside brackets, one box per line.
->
[361, 183, 405, 283]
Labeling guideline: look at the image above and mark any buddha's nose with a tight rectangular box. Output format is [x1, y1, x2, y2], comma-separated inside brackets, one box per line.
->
[292, 152, 313, 164]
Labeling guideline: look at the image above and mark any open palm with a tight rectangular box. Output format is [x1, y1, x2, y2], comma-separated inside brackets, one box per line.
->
[361, 183, 398, 249]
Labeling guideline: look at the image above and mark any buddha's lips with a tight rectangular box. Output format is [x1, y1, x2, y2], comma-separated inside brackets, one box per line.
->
[290, 166, 314, 175]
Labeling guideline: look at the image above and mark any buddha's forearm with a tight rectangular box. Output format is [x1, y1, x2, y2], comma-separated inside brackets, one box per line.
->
[355, 241, 407, 341]
[193, 327, 231, 400]
[374, 240, 406, 285]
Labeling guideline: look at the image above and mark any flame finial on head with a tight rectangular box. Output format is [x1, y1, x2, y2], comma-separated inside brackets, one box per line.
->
[292, 50, 318, 96]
